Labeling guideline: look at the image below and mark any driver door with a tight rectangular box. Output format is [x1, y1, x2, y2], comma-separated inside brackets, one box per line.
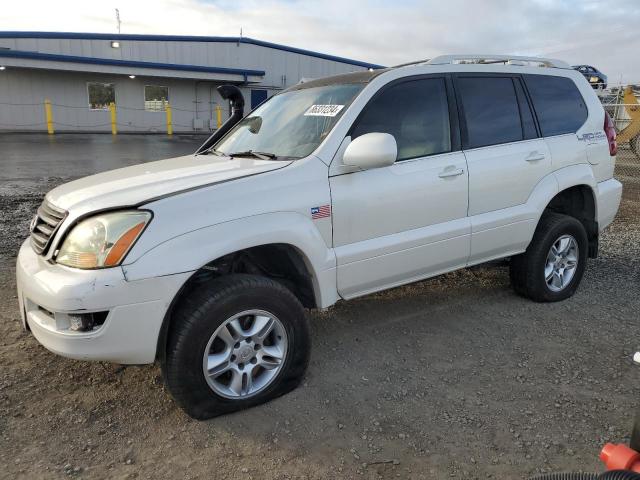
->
[330, 76, 470, 299]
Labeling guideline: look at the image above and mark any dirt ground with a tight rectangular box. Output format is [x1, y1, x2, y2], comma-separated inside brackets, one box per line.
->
[0, 142, 639, 479]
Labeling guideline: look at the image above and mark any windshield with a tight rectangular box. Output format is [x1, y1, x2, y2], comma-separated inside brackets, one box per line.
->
[213, 83, 363, 159]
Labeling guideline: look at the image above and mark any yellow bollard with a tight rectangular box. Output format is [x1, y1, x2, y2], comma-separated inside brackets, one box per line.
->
[216, 105, 222, 129]
[109, 102, 117, 135]
[44, 99, 54, 135]
[166, 102, 173, 136]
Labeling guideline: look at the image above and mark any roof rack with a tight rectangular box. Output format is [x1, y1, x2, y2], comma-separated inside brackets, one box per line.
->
[424, 54, 570, 69]
[392, 58, 430, 68]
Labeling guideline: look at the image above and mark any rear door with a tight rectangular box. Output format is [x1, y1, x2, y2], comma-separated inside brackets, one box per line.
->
[454, 74, 553, 263]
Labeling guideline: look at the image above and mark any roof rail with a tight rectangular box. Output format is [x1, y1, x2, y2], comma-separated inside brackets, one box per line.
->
[392, 58, 430, 68]
[425, 54, 570, 69]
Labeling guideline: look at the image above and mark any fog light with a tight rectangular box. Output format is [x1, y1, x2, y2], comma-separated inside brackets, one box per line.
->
[69, 313, 96, 332]
[67, 311, 108, 332]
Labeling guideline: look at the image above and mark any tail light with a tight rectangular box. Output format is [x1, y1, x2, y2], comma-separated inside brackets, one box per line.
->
[604, 111, 617, 156]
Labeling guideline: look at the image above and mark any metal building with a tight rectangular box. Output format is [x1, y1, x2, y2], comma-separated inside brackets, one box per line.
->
[0, 32, 382, 133]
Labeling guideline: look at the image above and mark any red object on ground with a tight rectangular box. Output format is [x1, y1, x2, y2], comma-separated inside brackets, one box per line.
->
[600, 443, 640, 472]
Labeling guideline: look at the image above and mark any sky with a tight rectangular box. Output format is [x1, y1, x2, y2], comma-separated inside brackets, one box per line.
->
[1, 0, 639, 84]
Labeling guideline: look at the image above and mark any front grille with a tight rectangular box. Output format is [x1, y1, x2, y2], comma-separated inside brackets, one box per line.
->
[30, 200, 67, 255]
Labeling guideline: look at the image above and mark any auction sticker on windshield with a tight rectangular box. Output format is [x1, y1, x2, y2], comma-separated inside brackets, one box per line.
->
[304, 104, 345, 117]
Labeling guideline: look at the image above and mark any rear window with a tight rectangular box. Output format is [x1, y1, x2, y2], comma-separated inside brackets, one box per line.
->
[525, 75, 588, 136]
[457, 77, 523, 149]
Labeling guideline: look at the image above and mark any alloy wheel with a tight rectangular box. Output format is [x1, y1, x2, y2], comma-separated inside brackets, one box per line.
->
[544, 234, 579, 292]
[202, 310, 288, 399]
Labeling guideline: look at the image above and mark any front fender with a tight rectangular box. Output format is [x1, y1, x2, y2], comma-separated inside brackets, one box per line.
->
[121, 212, 338, 309]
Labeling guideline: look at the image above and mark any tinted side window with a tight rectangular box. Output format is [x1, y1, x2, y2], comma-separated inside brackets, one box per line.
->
[525, 75, 587, 136]
[457, 77, 522, 149]
[351, 78, 450, 161]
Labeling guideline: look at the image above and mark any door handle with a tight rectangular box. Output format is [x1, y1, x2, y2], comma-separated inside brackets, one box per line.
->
[525, 152, 546, 162]
[438, 167, 464, 178]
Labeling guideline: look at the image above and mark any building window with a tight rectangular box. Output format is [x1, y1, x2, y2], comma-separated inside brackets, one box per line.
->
[145, 85, 169, 112]
[88, 83, 116, 110]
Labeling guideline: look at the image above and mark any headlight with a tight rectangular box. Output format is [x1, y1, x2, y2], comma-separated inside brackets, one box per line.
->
[56, 211, 151, 269]
[590, 76, 599, 83]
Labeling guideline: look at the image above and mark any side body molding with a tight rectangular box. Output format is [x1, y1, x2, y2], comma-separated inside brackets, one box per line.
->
[122, 212, 339, 309]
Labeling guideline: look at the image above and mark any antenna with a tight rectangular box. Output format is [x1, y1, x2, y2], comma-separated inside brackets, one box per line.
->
[115, 8, 121, 34]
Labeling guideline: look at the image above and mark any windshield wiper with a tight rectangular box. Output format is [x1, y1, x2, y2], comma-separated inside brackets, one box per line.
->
[199, 148, 226, 156]
[228, 150, 278, 160]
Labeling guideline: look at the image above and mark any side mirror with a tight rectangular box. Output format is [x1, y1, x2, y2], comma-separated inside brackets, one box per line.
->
[342, 133, 397, 170]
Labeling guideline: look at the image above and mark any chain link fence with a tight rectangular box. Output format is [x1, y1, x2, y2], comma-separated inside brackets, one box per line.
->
[615, 145, 639, 200]
[601, 86, 640, 200]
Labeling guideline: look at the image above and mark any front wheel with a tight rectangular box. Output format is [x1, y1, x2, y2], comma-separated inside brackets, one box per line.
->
[510, 212, 588, 302]
[163, 274, 310, 419]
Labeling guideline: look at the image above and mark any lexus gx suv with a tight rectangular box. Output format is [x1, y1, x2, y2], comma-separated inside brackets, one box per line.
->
[16, 55, 622, 419]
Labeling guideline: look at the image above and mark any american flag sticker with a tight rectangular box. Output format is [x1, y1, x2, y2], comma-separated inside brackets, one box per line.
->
[311, 205, 331, 220]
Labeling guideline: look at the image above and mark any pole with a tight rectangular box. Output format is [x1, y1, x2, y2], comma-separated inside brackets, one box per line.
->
[216, 105, 222, 129]
[109, 102, 117, 135]
[166, 102, 173, 135]
[44, 99, 54, 135]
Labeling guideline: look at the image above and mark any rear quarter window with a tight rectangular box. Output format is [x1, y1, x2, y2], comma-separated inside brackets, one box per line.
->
[525, 75, 588, 137]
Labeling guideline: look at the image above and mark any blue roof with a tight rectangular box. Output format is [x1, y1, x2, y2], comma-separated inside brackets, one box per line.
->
[0, 31, 385, 69]
[0, 49, 266, 77]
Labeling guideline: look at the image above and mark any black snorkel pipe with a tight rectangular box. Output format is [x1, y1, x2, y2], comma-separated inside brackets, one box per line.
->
[195, 84, 245, 155]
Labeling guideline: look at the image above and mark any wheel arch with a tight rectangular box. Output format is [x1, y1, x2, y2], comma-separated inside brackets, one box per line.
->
[125, 212, 337, 363]
[542, 183, 599, 257]
[155, 242, 321, 364]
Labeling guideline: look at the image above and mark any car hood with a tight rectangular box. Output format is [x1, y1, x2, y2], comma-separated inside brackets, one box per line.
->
[46, 154, 292, 212]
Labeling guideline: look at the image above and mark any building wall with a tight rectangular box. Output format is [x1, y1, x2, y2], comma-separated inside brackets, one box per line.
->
[0, 35, 375, 132]
[0, 68, 240, 132]
[0, 37, 369, 87]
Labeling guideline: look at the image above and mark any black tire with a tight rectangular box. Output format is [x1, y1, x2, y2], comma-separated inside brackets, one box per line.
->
[163, 274, 310, 419]
[510, 212, 588, 302]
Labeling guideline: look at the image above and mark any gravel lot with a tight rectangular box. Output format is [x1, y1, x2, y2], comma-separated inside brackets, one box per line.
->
[0, 136, 639, 479]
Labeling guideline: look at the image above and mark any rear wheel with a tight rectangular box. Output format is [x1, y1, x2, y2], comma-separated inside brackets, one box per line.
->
[163, 274, 310, 419]
[510, 212, 588, 302]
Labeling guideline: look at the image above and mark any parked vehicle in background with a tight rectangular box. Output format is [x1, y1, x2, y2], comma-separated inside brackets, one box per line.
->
[16, 54, 622, 419]
[573, 64, 608, 89]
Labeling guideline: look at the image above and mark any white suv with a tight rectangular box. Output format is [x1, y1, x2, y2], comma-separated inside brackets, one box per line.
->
[16, 55, 622, 418]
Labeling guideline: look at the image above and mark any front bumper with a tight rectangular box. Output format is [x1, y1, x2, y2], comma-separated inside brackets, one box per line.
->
[15, 240, 191, 364]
